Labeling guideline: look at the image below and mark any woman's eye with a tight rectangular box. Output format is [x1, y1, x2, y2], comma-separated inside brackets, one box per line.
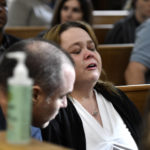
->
[72, 7, 81, 13]
[71, 49, 81, 54]
[88, 44, 96, 51]
[62, 6, 68, 11]
[69, 46, 81, 54]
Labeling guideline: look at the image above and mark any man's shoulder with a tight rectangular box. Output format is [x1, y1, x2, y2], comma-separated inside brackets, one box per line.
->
[31, 126, 42, 141]
[2, 33, 20, 49]
[0, 107, 6, 131]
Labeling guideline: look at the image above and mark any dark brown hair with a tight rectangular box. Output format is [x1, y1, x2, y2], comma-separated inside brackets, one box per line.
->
[51, 0, 93, 27]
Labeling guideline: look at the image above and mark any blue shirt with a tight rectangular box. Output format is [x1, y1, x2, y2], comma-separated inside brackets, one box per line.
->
[31, 126, 42, 141]
[0, 107, 42, 141]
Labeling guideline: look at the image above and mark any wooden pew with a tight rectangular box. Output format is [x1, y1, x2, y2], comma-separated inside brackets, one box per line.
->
[117, 84, 150, 115]
[5, 26, 112, 44]
[98, 44, 134, 85]
[93, 10, 129, 25]
[0, 131, 70, 150]
[5, 26, 47, 39]
[93, 24, 112, 44]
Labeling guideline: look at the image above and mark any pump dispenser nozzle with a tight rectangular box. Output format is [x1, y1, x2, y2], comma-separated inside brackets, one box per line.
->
[7, 52, 28, 82]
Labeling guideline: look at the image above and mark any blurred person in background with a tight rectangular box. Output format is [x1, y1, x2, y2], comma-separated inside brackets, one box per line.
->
[7, 0, 53, 26]
[105, 0, 150, 44]
[51, 0, 93, 27]
[125, 19, 150, 84]
[38, 0, 93, 37]
[0, 0, 19, 56]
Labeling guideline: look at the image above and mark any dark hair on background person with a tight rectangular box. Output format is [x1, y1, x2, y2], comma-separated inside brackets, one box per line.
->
[51, 0, 93, 27]
[0, 38, 74, 97]
[131, 0, 137, 8]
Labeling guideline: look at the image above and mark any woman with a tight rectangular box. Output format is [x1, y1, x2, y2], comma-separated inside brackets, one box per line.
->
[42, 21, 142, 150]
[7, 0, 53, 26]
[38, 0, 93, 37]
[105, 0, 150, 44]
[51, 0, 93, 27]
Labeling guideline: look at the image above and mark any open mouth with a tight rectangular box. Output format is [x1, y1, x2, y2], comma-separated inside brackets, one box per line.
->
[87, 63, 97, 69]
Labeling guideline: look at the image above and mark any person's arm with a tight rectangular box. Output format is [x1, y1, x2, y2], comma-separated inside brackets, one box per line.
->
[125, 61, 148, 84]
[125, 19, 150, 84]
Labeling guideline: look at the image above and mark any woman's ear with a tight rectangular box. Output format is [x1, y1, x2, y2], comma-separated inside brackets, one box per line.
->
[32, 85, 43, 104]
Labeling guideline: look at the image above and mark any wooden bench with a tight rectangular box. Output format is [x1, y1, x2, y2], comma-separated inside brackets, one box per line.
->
[93, 24, 112, 44]
[117, 84, 150, 115]
[98, 44, 134, 85]
[5, 26, 47, 39]
[93, 10, 129, 25]
[5, 26, 112, 44]
[0, 131, 70, 150]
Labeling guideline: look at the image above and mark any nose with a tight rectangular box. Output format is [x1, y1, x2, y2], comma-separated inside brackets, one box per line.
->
[61, 96, 68, 108]
[65, 9, 73, 19]
[83, 48, 95, 60]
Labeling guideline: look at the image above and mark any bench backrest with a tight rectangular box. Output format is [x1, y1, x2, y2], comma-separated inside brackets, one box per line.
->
[5, 26, 112, 44]
[5, 26, 47, 39]
[98, 44, 133, 85]
[117, 84, 150, 115]
[93, 24, 112, 44]
[93, 10, 129, 25]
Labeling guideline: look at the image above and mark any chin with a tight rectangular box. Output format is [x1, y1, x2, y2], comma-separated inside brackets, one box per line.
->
[90, 72, 100, 81]
[50, 111, 59, 120]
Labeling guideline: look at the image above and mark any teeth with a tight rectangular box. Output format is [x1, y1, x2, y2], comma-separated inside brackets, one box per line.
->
[88, 64, 95, 67]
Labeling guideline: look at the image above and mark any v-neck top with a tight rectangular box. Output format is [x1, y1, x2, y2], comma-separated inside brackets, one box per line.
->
[70, 90, 138, 150]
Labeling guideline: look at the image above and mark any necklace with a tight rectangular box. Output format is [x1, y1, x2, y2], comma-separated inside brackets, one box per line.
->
[69, 94, 99, 117]
[91, 109, 99, 117]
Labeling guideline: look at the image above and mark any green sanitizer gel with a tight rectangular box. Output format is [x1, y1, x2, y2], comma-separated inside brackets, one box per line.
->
[6, 52, 33, 144]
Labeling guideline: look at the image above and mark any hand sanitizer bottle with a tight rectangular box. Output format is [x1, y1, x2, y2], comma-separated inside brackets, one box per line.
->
[6, 52, 33, 144]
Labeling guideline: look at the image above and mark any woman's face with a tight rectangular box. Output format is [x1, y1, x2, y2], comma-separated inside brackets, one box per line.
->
[0, 0, 7, 29]
[60, 0, 83, 23]
[60, 27, 102, 84]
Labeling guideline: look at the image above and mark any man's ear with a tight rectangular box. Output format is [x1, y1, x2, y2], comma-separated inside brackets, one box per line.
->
[0, 89, 8, 117]
[32, 85, 43, 104]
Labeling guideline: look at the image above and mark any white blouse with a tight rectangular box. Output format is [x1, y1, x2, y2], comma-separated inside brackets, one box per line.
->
[70, 90, 138, 150]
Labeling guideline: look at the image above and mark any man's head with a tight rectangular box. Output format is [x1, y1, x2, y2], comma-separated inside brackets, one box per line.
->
[134, 0, 150, 23]
[0, 38, 75, 128]
[0, 0, 7, 31]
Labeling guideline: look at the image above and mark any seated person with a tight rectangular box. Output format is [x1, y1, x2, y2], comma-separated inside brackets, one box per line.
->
[7, 0, 53, 26]
[0, 0, 19, 56]
[0, 38, 75, 140]
[38, 0, 93, 37]
[105, 0, 150, 44]
[125, 19, 150, 84]
[51, 0, 93, 27]
[42, 21, 142, 150]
